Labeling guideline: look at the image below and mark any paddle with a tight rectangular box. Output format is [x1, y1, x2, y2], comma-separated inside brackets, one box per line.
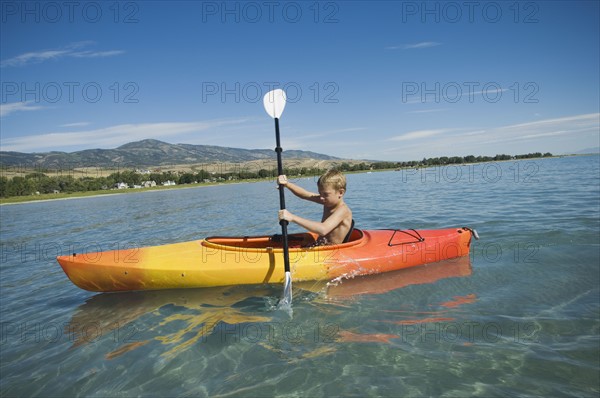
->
[263, 89, 292, 308]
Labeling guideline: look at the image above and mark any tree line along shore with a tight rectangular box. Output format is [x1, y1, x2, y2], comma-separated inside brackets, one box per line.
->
[0, 152, 553, 203]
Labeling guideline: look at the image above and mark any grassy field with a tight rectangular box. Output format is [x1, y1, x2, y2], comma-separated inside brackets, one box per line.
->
[0, 159, 362, 179]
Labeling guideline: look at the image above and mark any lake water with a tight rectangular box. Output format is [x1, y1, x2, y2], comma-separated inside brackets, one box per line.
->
[1, 155, 598, 397]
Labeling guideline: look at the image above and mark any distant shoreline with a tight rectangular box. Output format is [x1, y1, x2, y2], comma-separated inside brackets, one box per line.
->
[1, 154, 595, 206]
[0, 179, 259, 206]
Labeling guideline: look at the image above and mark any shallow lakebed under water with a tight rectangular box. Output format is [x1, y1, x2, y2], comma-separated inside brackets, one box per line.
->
[1, 156, 598, 397]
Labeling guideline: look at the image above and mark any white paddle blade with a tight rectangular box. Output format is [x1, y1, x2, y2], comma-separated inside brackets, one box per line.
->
[277, 271, 293, 315]
[263, 89, 287, 119]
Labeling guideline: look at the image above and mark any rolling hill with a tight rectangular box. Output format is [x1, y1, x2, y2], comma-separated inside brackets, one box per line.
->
[0, 139, 339, 168]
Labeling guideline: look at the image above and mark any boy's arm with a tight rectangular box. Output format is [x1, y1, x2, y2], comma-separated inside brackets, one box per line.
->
[278, 175, 321, 204]
[279, 207, 349, 237]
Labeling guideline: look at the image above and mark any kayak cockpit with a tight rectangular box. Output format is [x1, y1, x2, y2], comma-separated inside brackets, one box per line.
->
[203, 229, 365, 251]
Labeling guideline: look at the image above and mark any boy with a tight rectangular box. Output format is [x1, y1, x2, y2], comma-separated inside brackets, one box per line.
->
[277, 170, 353, 245]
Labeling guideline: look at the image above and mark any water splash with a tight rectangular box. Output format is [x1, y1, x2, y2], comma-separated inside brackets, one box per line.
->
[276, 272, 294, 318]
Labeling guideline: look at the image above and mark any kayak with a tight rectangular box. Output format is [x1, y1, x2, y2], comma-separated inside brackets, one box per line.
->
[56, 227, 477, 292]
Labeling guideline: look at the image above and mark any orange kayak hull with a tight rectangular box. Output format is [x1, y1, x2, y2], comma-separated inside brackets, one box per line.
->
[56, 228, 475, 292]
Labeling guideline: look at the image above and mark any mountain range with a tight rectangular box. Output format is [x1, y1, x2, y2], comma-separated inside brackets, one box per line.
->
[571, 147, 600, 155]
[0, 139, 340, 168]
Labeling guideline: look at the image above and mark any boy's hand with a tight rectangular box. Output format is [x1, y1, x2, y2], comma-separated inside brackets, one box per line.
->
[279, 209, 294, 223]
[277, 175, 288, 186]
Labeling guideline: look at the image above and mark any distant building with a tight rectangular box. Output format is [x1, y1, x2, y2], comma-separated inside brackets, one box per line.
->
[162, 180, 176, 186]
[115, 182, 129, 189]
[141, 180, 157, 188]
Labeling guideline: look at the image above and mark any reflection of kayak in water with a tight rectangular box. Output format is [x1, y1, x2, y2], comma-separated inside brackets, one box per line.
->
[66, 285, 276, 357]
[322, 255, 473, 298]
[68, 255, 472, 334]
[66, 257, 474, 358]
[57, 227, 477, 292]
[68, 256, 472, 334]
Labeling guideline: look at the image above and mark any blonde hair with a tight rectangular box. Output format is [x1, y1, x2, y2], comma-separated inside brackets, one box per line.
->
[318, 170, 346, 191]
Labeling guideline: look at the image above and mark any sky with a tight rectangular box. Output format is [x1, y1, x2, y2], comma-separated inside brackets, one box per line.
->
[1, 0, 599, 161]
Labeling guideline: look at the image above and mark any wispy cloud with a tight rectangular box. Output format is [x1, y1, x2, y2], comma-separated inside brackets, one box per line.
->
[386, 42, 442, 50]
[499, 113, 599, 131]
[406, 108, 449, 114]
[0, 119, 251, 152]
[0, 101, 44, 117]
[389, 129, 454, 141]
[59, 122, 91, 128]
[382, 113, 600, 158]
[402, 88, 508, 104]
[1, 41, 124, 68]
[472, 113, 600, 146]
[283, 127, 367, 150]
[293, 127, 367, 141]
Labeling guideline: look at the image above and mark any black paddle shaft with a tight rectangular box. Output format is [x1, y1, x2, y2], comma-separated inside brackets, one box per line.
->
[274, 117, 291, 273]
